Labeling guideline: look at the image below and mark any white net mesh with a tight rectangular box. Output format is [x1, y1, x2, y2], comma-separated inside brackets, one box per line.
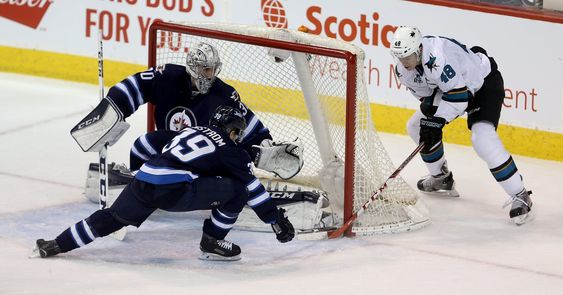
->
[150, 22, 430, 235]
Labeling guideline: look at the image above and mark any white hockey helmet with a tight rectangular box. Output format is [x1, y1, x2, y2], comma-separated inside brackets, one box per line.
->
[186, 42, 222, 94]
[390, 26, 422, 59]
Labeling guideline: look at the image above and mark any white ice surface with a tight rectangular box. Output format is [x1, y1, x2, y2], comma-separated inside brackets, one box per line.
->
[1, 72, 562, 295]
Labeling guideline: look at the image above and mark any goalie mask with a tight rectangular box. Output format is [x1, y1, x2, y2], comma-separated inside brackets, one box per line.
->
[186, 42, 222, 95]
[209, 106, 246, 143]
[390, 26, 422, 70]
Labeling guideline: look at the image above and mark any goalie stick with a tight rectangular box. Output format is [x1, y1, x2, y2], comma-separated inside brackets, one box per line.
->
[97, 30, 127, 241]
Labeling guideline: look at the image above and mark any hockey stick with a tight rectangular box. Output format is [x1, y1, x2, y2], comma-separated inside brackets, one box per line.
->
[97, 30, 127, 240]
[326, 143, 425, 239]
[97, 29, 108, 211]
[297, 227, 337, 241]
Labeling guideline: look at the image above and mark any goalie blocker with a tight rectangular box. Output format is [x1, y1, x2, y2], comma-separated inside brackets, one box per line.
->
[70, 98, 130, 152]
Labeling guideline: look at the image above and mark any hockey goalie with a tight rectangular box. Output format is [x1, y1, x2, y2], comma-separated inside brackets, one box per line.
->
[74, 41, 339, 233]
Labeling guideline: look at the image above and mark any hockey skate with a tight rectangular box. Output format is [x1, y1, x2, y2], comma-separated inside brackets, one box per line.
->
[29, 239, 61, 258]
[505, 189, 533, 225]
[84, 162, 134, 203]
[199, 233, 241, 261]
[417, 163, 459, 197]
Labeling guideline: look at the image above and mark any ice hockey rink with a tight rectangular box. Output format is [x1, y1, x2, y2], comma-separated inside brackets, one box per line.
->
[1, 72, 562, 294]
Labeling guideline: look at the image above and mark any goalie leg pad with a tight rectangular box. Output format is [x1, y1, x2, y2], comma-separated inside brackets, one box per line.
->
[319, 159, 345, 210]
[84, 162, 133, 203]
[234, 181, 339, 232]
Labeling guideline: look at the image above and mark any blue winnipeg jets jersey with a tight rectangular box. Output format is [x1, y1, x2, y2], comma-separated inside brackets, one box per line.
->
[135, 126, 278, 223]
[105, 63, 271, 151]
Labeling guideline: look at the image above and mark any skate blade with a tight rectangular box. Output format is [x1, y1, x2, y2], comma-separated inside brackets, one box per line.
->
[421, 188, 460, 198]
[28, 245, 41, 259]
[199, 252, 241, 261]
[110, 227, 127, 241]
[512, 209, 534, 226]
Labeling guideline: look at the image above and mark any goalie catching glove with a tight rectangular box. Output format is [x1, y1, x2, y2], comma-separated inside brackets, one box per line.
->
[253, 138, 304, 180]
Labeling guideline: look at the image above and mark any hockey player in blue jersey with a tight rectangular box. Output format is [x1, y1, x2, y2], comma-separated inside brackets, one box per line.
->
[35, 106, 295, 261]
[390, 26, 532, 224]
[74, 42, 304, 202]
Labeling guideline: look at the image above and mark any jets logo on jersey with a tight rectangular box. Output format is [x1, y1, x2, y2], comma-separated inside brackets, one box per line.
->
[166, 107, 197, 131]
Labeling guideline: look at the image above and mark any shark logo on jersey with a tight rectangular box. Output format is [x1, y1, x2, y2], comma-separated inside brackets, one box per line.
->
[425, 54, 439, 73]
[166, 107, 197, 131]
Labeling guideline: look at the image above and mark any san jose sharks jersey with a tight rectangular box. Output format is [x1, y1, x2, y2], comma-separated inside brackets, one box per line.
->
[105, 63, 272, 151]
[395, 36, 492, 122]
[135, 125, 278, 223]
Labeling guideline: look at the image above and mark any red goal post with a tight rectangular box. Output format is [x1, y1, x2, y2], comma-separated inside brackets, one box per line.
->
[146, 20, 430, 236]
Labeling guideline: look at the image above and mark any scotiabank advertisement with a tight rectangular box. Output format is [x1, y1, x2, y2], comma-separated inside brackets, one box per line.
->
[1, 0, 562, 134]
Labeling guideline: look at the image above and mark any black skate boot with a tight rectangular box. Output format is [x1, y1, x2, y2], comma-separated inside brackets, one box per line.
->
[199, 233, 241, 261]
[29, 239, 61, 258]
[417, 162, 459, 197]
[506, 189, 533, 225]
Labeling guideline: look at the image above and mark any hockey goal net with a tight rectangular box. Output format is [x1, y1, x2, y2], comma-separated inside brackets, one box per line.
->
[147, 21, 430, 236]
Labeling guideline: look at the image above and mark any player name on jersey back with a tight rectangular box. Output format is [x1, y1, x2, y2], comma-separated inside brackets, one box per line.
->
[193, 126, 226, 147]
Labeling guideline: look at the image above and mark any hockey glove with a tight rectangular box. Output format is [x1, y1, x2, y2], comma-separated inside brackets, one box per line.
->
[419, 117, 446, 152]
[271, 208, 295, 243]
[420, 94, 438, 117]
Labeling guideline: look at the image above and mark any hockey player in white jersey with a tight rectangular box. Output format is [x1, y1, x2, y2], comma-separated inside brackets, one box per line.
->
[390, 26, 532, 225]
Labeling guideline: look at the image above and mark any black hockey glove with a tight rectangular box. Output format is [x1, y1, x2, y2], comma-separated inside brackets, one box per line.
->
[419, 117, 446, 152]
[271, 208, 295, 243]
[420, 94, 438, 117]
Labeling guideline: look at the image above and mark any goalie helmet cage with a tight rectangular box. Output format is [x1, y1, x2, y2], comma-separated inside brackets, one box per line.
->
[146, 21, 430, 236]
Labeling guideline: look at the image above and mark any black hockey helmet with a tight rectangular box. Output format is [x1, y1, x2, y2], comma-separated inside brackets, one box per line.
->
[209, 106, 246, 143]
